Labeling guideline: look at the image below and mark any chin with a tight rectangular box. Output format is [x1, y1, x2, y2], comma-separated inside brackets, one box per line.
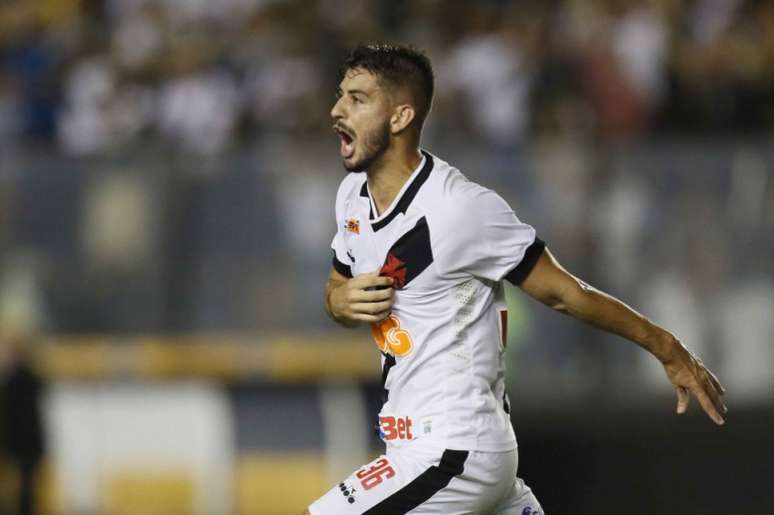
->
[342, 155, 365, 173]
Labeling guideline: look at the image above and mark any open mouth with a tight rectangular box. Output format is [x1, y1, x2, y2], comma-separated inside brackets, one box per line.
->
[334, 124, 356, 159]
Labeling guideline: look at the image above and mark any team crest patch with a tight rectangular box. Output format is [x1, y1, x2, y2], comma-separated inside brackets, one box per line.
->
[381, 254, 407, 288]
[378, 216, 433, 289]
[345, 218, 360, 234]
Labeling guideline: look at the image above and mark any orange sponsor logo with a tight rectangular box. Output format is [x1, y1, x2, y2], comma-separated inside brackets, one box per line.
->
[371, 314, 413, 357]
[379, 415, 414, 441]
[345, 218, 360, 234]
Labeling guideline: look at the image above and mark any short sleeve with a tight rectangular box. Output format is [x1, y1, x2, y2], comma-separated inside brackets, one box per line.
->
[330, 178, 353, 278]
[432, 187, 542, 283]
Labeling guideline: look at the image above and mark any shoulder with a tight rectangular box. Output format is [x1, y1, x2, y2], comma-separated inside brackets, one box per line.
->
[423, 154, 510, 226]
[333, 172, 366, 221]
[335, 172, 366, 202]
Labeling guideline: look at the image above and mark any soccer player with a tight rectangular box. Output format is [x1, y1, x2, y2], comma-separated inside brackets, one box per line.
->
[306, 44, 726, 515]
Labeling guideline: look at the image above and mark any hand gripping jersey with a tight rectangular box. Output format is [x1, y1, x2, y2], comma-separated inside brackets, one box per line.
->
[331, 151, 544, 453]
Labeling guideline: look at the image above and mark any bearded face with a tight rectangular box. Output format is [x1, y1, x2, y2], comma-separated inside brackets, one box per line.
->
[331, 68, 394, 173]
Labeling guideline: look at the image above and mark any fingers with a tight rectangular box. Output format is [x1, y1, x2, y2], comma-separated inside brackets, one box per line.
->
[372, 309, 392, 321]
[691, 384, 725, 425]
[328, 271, 397, 324]
[350, 286, 394, 303]
[346, 273, 394, 302]
[343, 273, 395, 320]
[351, 272, 394, 290]
[664, 340, 728, 422]
[701, 371, 728, 416]
[351, 310, 392, 323]
[705, 368, 726, 395]
[676, 386, 690, 414]
[668, 353, 728, 426]
[693, 362, 727, 418]
[682, 361, 726, 425]
[351, 300, 394, 316]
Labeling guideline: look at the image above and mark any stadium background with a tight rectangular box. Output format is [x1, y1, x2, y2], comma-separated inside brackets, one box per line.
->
[0, 0, 772, 513]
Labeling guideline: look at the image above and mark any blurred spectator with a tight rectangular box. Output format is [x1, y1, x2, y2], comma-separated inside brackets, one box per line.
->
[716, 278, 774, 402]
[0, 76, 20, 143]
[157, 65, 239, 155]
[440, 6, 532, 146]
[1, 0, 771, 148]
[0, 333, 45, 515]
[0, 253, 48, 336]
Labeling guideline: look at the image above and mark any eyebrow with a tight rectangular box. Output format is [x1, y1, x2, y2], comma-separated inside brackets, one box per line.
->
[337, 88, 370, 98]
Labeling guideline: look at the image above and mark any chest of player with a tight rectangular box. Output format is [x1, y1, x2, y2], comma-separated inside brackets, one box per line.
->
[342, 201, 437, 295]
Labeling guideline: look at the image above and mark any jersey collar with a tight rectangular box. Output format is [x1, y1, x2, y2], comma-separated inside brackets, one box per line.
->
[360, 150, 434, 232]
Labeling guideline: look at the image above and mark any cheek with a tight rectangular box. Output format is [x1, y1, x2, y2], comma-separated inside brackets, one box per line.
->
[356, 104, 389, 129]
[360, 111, 390, 139]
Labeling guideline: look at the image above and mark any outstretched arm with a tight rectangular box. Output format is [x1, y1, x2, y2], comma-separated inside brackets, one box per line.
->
[518, 247, 727, 425]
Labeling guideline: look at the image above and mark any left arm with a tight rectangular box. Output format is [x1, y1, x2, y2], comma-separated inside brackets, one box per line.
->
[518, 247, 727, 425]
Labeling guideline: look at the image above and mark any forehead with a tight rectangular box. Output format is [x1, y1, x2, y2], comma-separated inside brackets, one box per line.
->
[338, 67, 382, 93]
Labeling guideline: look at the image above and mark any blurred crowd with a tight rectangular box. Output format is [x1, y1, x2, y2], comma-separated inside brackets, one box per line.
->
[0, 6, 771, 513]
[0, 0, 772, 401]
[0, 0, 773, 156]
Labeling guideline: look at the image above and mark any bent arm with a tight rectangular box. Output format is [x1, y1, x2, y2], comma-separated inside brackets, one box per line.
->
[324, 267, 394, 327]
[325, 267, 359, 328]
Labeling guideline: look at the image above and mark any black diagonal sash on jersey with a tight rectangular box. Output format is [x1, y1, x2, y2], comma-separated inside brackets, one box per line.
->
[380, 351, 396, 405]
[375, 217, 433, 434]
[375, 351, 397, 439]
[374, 215, 434, 439]
[378, 216, 433, 289]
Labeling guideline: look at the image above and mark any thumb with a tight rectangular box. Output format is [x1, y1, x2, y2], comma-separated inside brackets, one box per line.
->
[676, 386, 690, 414]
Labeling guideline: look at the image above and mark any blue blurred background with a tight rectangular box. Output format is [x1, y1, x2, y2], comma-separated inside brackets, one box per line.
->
[0, 0, 772, 514]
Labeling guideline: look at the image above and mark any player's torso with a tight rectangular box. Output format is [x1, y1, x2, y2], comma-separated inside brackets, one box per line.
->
[338, 153, 516, 452]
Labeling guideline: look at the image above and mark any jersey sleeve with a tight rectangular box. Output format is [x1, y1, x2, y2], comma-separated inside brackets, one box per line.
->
[433, 187, 544, 284]
[330, 178, 353, 278]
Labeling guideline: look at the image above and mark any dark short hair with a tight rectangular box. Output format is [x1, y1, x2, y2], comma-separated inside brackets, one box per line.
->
[342, 43, 435, 130]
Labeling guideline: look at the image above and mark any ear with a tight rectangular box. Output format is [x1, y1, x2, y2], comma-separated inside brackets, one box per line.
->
[390, 104, 416, 134]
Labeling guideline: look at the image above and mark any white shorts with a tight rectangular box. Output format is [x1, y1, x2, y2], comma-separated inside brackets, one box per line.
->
[308, 444, 543, 514]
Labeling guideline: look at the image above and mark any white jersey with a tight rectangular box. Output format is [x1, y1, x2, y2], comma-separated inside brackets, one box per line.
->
[330, 151, 544, 453]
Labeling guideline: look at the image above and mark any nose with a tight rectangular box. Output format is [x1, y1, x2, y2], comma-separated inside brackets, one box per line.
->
[330, 97, 345, 121]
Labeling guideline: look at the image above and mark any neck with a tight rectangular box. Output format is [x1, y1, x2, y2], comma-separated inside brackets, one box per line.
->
[367, 142, 423, 216]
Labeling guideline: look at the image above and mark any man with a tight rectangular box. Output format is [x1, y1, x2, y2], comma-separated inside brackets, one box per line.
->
[306, 44, 726, 515]
[1, 334, 45, 515]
